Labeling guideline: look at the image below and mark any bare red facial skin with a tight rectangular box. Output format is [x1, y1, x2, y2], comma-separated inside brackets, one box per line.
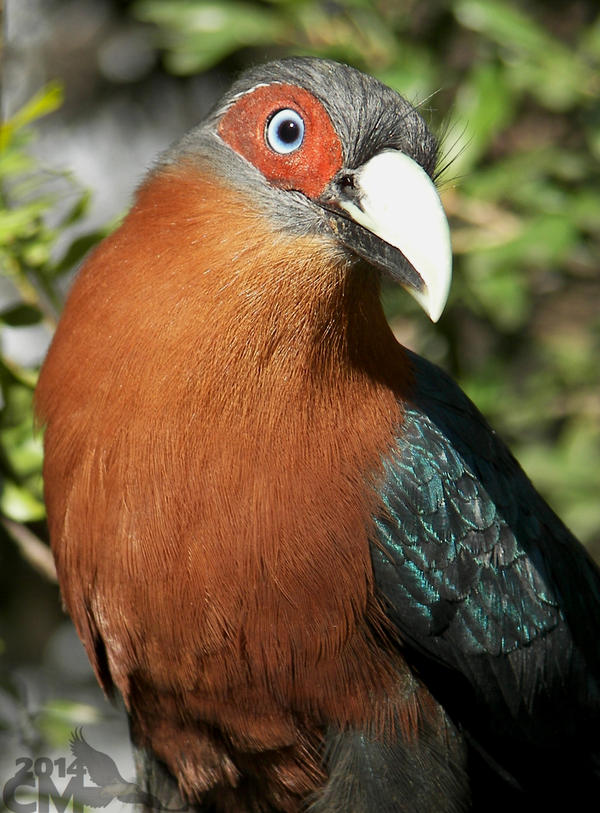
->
[218, 83, 344, 199]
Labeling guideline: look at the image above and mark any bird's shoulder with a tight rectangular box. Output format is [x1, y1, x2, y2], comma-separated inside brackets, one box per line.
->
[371, 350, 600, 709]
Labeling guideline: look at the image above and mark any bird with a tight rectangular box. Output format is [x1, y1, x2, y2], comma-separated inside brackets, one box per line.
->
[68, 729, 186, 809]
[35, 57, 600, 812]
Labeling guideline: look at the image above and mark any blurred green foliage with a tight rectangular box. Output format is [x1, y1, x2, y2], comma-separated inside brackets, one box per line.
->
[0, 84, 62, 528]
[0, 84, 111, 569]
[1, 0, 599, 585]
[0, 84, 114, 749]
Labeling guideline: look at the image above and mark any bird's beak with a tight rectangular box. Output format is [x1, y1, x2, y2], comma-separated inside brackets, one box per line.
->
[318, 150, 452, 322]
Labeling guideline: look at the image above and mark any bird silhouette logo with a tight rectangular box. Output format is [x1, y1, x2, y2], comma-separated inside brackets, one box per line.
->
[69, 730, 187, 810]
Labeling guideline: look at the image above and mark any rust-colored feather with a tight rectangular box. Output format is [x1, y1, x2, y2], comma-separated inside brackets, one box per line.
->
[36, 163, 429, 806]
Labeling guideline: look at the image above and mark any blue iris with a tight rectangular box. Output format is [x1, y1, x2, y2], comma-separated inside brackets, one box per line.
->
[266, 109, 305, 154]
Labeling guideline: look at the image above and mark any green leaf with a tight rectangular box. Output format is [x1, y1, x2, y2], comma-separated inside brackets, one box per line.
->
[37, 701, 102, 748]
[0, 303, 43, 327]
[0, 381, 35, 429]
[0, 146, 35, 177]
[59, 189, 92, 228]
[136, 0, 287, 73]
[455, 0, 557, 56]
[517, 419, 600, 544]
[1, 422, 44, 477]
[52, 229, 111, 277]
[454, 0, 595, 109]
[0, 201, 49, 244]
[0, 82, 64, 151]
[465, 259, 530, 330]
[0, 358, 38, 390]
[451, 62, 514, 173]
[377, 45, 439, 106]
[0, 480, 46, 522]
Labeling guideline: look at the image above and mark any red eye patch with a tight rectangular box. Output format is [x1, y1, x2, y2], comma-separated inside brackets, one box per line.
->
[218, 83, 343, 199]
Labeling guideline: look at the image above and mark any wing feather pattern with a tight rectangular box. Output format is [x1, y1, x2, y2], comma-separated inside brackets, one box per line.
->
[370, 352, 600, 797]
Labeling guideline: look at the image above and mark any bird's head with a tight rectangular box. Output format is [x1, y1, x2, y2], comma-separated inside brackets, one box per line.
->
[160, 57, 452, 322]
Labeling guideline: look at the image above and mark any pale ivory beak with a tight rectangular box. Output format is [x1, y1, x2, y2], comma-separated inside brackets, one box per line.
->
[337, 150, 452, 322]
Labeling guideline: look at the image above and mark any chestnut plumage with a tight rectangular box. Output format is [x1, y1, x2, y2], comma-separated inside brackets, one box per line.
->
[36, 58, 600, 812]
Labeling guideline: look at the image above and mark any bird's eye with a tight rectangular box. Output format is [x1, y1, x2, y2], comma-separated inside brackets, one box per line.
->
[265, 109, 305, 154]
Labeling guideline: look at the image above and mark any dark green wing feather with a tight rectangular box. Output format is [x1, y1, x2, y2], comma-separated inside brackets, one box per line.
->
[370, 351, 600, 788]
